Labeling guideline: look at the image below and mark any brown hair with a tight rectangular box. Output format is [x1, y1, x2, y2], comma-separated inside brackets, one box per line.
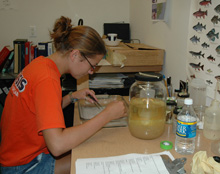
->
[50, 16, 106, 57]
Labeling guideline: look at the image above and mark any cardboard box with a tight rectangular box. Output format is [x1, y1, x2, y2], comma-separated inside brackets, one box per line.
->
[106, 43, 164, 66]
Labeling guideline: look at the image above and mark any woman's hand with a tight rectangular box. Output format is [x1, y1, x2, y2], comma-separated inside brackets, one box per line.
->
[102, 100, 128, 121]
[72, 88, 97, 103]
[62, 88, 97, 109]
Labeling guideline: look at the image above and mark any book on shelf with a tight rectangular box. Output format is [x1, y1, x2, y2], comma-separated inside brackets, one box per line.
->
[1, 50, 14, 73]
[47, 42, 53, 56]
[13, 39, 28, 74]
[0, 45, 13, 73]
[34, 46, 38, 58]
[13, 43, 19, 74]
[25, 41, 32, 66]
[20, 42, 26, 70]
[30, 44, 37, 62]
[1, 40, 54, 74]
[37, 41, 53, 57]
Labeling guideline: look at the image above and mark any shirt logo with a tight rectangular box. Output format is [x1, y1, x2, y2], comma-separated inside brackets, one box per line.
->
[15, 73, 27, 93]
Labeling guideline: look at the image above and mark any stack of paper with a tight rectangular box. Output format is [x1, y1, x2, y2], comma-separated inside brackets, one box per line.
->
[89, 74, 128, 89]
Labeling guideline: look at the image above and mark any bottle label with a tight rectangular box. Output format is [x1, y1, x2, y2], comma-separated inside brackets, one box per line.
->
[176, 120, 197, 138]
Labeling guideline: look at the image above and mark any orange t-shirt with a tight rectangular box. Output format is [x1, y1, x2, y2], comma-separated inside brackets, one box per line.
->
[0, 56, 66, 167]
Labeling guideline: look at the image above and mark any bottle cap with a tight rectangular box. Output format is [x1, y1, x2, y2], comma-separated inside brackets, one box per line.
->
[184, 98, 193, 105]
[160, 141, 173, 150]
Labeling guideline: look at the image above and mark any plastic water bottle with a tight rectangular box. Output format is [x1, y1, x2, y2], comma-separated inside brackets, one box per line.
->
[175, 98, 197, 155]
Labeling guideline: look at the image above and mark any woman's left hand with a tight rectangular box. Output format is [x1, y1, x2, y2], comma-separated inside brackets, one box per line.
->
[72, 88, 97, 103]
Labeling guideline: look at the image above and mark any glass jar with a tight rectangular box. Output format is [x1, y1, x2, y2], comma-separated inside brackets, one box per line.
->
[128, 72, 167, 140]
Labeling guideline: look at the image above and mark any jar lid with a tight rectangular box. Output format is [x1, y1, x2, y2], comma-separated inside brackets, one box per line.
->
[135, 72, 163, 82]
[166, 100, 177, 106]
[160, 141, 173, 150]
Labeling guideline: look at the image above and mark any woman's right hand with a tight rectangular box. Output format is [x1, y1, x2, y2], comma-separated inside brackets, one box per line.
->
[102, 100, 128, 121]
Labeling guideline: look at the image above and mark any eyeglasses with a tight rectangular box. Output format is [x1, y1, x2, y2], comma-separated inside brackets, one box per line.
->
[81, 52, 96, 71]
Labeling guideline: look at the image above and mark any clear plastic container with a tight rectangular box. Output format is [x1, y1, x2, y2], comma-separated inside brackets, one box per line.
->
[128, 72, 167, 140]
[208, 78, 220, 155]
[203, 100, 220, 140]
[78, 95, 128, 128]
[189, 78, 207, 109]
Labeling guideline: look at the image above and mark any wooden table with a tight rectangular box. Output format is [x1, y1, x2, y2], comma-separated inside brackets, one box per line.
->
[70, 97, 215, 174]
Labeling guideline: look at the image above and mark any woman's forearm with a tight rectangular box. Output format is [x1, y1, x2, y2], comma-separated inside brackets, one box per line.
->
[62, 92, 76, 109]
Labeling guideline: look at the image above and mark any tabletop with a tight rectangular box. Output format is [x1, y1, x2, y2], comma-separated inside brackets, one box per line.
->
[70, 97, 215, 174]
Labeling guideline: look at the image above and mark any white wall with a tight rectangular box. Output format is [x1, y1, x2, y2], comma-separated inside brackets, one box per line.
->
[0, 0, 201, 95]
[130, 0, 191, 90]
[0, 0, 129, 48]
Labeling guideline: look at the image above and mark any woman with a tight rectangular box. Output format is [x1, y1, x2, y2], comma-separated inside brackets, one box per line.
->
[0, 16, 127, 174]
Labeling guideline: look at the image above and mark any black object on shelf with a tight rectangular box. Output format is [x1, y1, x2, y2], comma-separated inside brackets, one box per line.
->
[104, 23, 130, 43]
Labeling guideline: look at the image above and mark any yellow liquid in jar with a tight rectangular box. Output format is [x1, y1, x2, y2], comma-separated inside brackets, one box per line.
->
[128, 98, 166, 140]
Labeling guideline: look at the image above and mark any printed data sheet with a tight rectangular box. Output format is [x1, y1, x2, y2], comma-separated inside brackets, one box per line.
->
[75, 151, 174, 174]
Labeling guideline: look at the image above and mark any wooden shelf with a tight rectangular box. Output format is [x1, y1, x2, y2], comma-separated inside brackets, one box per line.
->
[77, 43, 164, 90]
[95, 65, 162, 73]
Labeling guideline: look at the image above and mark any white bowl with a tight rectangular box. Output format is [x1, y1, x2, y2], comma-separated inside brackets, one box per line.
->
[103, 38, 121, 47]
